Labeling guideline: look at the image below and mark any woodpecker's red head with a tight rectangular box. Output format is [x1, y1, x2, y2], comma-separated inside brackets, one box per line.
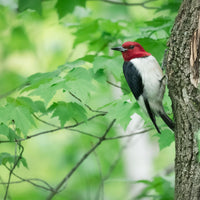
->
[111, 41, 151, 61]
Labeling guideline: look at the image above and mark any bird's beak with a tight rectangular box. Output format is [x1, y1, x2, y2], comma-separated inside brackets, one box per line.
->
[111, 46, 127, 52]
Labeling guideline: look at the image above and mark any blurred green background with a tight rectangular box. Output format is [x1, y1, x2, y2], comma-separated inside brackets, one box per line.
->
[0, 0, 180, 199]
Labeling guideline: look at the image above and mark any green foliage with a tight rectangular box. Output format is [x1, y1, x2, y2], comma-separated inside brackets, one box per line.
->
[18, 0, 42, 15]
[136, 176, 174, 199]
[8, 26, 33, 52]
[0, 97, 36, 136]
[93, 56, 122, 81]
[0, 152, 27, 168]
[0, 123, 19, 141]
[56, 0, 86, 19]
[48, 101, 87, 127]
[157, 128, 175, 150]
[105, 97, 139, 129]
[0, 71, 25, 95]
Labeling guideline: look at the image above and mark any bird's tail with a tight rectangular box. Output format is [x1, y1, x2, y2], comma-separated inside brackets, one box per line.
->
[143, 97, 161, 134]
[159, 111, 174, 131]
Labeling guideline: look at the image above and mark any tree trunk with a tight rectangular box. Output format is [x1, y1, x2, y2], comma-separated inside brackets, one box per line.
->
[166, 0, 200, 199]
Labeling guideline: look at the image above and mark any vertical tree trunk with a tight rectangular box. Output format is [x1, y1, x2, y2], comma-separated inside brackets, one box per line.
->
[166, 0, 200, 199]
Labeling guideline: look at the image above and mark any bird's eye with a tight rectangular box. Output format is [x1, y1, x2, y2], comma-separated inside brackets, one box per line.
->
[129, 45, 134, 49]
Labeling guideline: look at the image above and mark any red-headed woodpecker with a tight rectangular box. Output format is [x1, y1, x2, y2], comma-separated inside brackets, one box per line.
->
[111, 41, 174, 133]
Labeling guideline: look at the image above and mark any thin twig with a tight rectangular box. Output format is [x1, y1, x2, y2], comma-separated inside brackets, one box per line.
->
[69, 127, 149, 140]
[68, 128, 101, 139]
[105, 128, 150, 140]
[87, 0, 158, 9]
[33, 114, 60, 128]
[2, 178, 52, 191]
[46, 119, 116, 200]
[0, 113, 106, 143]
[103, 131, 138, 181]
[93, 150, 104, 200]
[4, 143, 24, 200]
[69, 91, 107, 114]
[106, 80, 129, 93]
[0, 176, 53, 191]
[4, 165, 54, 191]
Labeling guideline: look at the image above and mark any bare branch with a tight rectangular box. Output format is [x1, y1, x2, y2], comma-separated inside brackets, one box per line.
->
[105, 128, 150, 140]
[46, 119, 116, 200]
[87, 0, 158, 9]
[4, 143, 24, 200]
[0, 113, 106, 143]
[106, 80, 129, 93]
[68, 128, 101, 139]
[33, 114, 60, 128]
[93, 150, 104, 200]
[69, 91, 107, 114]
[0, 172, 53, 192]
[103, 132, 138, 181]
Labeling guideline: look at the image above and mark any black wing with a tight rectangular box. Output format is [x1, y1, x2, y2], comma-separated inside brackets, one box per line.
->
[123, 61, 143, 100]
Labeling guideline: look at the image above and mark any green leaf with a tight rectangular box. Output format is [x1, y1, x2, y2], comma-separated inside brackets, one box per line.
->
[105, 97, 138, 129]
[23, 70, 61, 92]
[64, 67, 94, 102]
[0, 71, 25, 95]
[73, 18, 125, 51]
[66, 79, 94, 102]
[29, 80, 62, 105]
[156, 0, 181, 13]
[48, 101, 87, 127]
[18, 0, 42, 15]
[13, 97, 46, 114]
[157, 129, 174, 150]
[20, 157, 28, 168]
[7, 26, 33, 52]
[0, 152, 28, 168]
[23, 71, 63, 104]
[73, 18, 99, 46]
[0, 98, 36, 136]
[120, 74, 131, 95]
[93, 56, 122, 81]
[65, 67, 92, 81]
[0, 152, 15, 166]
[55, 0, 86, 19]
[0, 123, 19, 141]
[135, 38, 166, 63]
[136, 176, 174, 200]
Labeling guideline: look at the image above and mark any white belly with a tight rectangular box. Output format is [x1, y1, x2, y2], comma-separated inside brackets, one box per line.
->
[130, 55, 165, 114]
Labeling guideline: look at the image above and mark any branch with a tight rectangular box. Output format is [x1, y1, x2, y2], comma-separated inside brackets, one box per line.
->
[46, 119, 116, 200]
[33, 114, 60, 128]
[93, 149, 104, 200]
[68, 128, 101, 139]
[0, 113, 106, 143]
[103, 131, 139, 181]
[0, 172, 53, 191]
[87, 0, 158, 9]
[105, 128, 150, 140]
[68, 127, 149, 140]
[4, 143, 24, 200]
[106, 80, 129, 93]
[69, 91, 107, 114]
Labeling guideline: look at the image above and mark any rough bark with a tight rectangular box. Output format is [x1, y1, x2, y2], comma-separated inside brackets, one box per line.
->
[166, 0, 200, 199]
